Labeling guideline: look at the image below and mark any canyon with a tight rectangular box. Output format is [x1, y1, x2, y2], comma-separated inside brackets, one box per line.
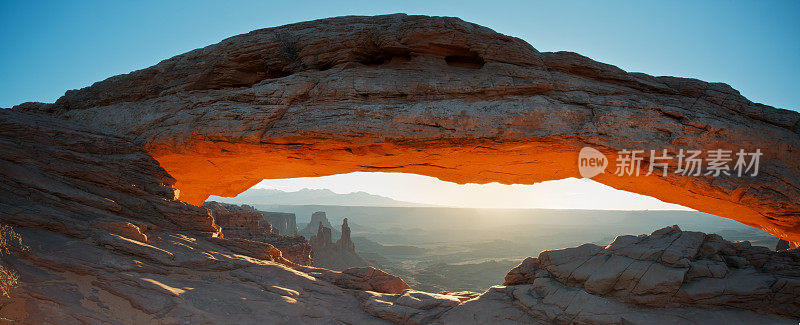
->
[203, 201, 312, 265]
[1, 14, 799, 324]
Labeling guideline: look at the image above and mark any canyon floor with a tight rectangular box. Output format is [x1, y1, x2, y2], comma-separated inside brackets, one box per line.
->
[256, 204, 780, 293]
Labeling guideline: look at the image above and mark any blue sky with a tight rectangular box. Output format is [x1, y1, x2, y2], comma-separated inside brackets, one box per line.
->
[1, 0, 798, 110]
[1, 1, 797, 209]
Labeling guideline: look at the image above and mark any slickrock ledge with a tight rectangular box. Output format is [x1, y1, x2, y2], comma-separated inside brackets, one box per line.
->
[333, 226, 800, 324]
[499, 225, 800, 321]
[12, 14, 800, 244]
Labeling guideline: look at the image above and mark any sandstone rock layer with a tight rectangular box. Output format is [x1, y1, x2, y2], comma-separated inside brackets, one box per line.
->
[203, 201, 312, 265]
[13, 14, 799, 245]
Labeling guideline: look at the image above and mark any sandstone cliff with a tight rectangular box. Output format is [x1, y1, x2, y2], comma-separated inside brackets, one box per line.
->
[262, 211, 298, 236]
[203, 201, 272, 236]
[203, 201, 312, 265]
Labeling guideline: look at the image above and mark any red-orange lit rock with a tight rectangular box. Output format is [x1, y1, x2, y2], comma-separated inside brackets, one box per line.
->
[13, 14, 800, 245]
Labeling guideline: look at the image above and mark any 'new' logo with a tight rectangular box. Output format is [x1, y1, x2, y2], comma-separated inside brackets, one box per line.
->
[578, 147, 608, 179]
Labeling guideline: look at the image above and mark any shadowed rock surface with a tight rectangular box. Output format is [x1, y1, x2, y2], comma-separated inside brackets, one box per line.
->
[12, 14, 800, 245]
[0, 109, 398, 323]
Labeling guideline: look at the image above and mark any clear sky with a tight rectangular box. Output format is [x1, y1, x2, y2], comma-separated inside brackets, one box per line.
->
[2, 1, 797, 209]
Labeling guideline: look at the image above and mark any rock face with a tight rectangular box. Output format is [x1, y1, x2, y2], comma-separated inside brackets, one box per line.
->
[203, 201, 272, 236]
[0, 109, 220, 240]
[300, 211, 337, 239]
[203, 201, 312, 265]
[491, 225, 800, 322]
[310, 218, 371, 270]
[777, 239, 791, 251]
[0, 109, 407, 323]
[353, 226, 800, 324]
[13, 14, 799, 245]
[263, 211, 298, 236]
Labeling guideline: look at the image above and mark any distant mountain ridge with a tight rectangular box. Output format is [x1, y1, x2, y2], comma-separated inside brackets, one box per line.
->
[208, 188, 433, 207]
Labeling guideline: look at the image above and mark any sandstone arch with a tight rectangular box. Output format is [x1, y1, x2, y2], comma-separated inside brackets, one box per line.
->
[14, 14, 800, 244]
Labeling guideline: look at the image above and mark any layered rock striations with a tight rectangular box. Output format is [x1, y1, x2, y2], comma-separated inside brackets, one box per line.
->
[12, 14, 799, 245]
[0, 109, 220, 241]
[203, 201, 312, 265]
[203, 201, 272, 236]
[310, 218, 371, 270]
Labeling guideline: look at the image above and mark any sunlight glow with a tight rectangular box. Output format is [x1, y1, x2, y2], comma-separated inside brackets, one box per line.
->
[251, 172, 692, 210]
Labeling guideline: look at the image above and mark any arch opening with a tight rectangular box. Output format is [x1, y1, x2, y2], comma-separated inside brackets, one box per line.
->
[204, 172, 780, 292]
[150, 139, 799, 247]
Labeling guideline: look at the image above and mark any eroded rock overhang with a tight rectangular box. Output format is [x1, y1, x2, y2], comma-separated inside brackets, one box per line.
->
[12, 14, 800, 244]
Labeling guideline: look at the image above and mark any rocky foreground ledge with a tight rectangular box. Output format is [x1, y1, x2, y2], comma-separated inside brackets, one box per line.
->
[0, 109, 798, 323]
